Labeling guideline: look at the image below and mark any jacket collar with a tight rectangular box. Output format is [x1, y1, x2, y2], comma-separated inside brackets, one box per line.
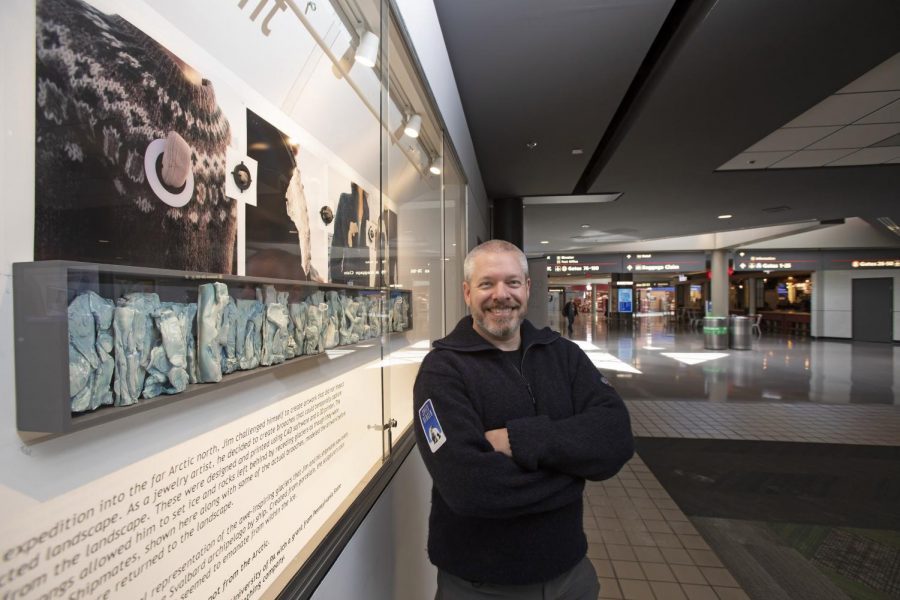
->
[433, 316, 560, 353]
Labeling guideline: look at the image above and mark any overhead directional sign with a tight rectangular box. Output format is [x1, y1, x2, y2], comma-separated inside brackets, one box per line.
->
[823, 250, 900, 270]
[622, 252, 706, 274]
[547, 254, 622, 274]
[735, 249, 900, 271]
[733, 250, 822, 271]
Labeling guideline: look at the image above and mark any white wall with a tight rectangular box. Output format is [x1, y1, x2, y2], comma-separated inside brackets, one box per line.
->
[818, 270, 900, 341]
[311, 450, 435, 600]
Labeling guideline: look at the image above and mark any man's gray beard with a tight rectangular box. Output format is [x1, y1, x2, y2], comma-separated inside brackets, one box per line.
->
[476, 313, 522, 339]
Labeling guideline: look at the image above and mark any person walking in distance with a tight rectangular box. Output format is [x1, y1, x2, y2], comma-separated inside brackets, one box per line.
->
[563, 298, 577, 335]
[413, 240, 634, 599]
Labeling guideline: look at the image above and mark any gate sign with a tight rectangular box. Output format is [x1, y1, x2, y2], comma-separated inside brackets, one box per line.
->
[733, 250, 822, 271]
[622, 252, 705, 273]
[547, 254, 623, 274]
[822, 250, 900, 270]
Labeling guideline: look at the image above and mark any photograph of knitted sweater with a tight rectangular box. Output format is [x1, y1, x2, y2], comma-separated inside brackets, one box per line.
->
[35, 0, 237, 273]
[245, 110, 319, 282]
[329, 182, 371, 285]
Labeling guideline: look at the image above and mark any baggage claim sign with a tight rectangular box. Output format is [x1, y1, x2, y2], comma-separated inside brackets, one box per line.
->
[547, 253, 704, 275]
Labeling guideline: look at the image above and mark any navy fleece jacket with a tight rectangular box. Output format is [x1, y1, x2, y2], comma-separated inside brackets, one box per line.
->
[413, 316, 634, 585]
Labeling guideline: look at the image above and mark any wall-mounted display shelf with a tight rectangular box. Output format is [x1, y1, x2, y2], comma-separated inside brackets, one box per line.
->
[13, 261, 412, 434]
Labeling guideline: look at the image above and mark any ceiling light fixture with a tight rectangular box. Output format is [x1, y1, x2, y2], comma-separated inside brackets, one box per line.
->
[404, 113, 422, 138]
[355, 30, 379, 68]
[718, 214, 733, 219]
[429, 154, 442, 175]
[877, 216, 900, 236]
[540, 240, 549, 244]
[525, 141, 538, 149]
[571, 148, 583, 155]
[522, 193, 621, 206]
[581, 224, 590, 228]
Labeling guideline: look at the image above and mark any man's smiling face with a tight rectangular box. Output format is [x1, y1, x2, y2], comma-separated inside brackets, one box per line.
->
[464, 250, 530, 348]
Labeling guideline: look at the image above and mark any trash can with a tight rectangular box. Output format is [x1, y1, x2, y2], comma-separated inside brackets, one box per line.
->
[730, 315, 752, 350]
[703, 316, 729, 350]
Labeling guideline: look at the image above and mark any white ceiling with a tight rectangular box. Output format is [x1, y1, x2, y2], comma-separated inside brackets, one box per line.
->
[721, 53, 900, 171]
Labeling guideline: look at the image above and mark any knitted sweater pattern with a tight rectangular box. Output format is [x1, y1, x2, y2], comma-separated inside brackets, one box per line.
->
[35, 0, 236, 273]
[413, 317, 634, 585]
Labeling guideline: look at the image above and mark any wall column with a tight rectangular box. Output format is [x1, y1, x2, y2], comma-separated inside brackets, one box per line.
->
[526, 257, 549, 329]
[710, 249, 729, 316]
[810, 270, 824, 337]
[747, 277, 757, 315]
[492, 198, 523, 250]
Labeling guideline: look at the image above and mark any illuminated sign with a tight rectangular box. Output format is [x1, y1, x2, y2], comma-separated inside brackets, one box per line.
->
[851, 260, 898, 268]
[736, 250, 900, 271]
[824, 250, 900, 270]
[733, 250, 821, 271]
[617, 288, 633, 313]
[547, 254, 623, 274]
[622, 252, 705, 274]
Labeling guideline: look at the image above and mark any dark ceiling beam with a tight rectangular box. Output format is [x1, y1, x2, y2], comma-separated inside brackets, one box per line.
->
[573, 0, 719, 194]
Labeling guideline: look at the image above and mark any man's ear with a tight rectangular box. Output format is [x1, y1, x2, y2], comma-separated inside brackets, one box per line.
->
[463, 280, 471, 307]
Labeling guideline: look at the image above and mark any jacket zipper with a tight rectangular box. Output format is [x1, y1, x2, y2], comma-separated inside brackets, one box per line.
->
[519, 345, 536, 408]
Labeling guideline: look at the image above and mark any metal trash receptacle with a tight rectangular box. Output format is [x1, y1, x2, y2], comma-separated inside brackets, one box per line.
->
[703, 316, 728, 350]
[730, 315, 752, 350]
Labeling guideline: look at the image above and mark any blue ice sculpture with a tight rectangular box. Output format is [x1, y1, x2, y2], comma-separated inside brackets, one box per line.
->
[323, 291, 342, 348]
[113, 293, 160, 406]
[197, 283, 229, 383]
[260, 286, 291, 366]
[220, 298, 239, 375]
[143, 303, 191, 398]
[235, 298, 264, 370]
[289, 303, 308, 355]
[67, 291, 115, 412]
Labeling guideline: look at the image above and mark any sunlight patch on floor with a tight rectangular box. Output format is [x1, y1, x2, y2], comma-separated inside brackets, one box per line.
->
[660, 352, 730, 366]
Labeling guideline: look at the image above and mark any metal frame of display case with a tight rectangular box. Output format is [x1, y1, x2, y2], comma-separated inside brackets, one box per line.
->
[13, 261, 412, 435]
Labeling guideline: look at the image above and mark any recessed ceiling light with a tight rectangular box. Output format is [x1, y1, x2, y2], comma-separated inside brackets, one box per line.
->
[540, 240, 549, 244]
[581, 224, 590, 228]
[571, 148, 583, 155]
[525, 141, 538, 149]
[718, 214, 733, 219]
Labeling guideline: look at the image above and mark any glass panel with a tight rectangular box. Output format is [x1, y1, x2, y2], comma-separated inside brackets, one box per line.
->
[381, 13, 444, 447]
[443, 147, 468, 330]
[19, 0, 414, 597]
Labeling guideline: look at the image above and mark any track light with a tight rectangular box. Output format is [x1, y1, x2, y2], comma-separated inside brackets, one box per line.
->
[355, 30, 379, 68]
[429, 154, 443, 175]
[404, 113, 422, 138]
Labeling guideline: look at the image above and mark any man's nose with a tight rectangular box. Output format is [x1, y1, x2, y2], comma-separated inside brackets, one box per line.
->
[492, 283, 512, 299]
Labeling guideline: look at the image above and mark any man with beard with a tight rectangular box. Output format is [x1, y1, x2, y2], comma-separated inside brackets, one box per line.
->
[413, 240, 634, 599]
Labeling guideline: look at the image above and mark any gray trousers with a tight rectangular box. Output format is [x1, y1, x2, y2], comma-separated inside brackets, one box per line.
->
[435, 556, 599, 600]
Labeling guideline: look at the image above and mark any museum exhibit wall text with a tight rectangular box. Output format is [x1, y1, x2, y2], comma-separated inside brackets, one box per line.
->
[0, 0, 467, 597]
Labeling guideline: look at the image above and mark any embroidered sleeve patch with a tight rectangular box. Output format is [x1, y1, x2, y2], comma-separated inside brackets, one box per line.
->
[419, 399, 446, 453]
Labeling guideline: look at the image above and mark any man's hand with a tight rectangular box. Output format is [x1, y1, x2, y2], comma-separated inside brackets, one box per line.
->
[485, 428, 512, 457]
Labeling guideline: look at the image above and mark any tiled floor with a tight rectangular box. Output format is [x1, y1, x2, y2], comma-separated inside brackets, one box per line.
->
[627, 401, 900, 446]
[566, 315, 900, 599]
[585, 458, 750, 600]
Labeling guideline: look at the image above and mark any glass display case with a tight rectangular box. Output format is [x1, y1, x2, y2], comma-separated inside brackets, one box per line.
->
[1, 0, 469, 598]
[13, 261, 412, 434]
